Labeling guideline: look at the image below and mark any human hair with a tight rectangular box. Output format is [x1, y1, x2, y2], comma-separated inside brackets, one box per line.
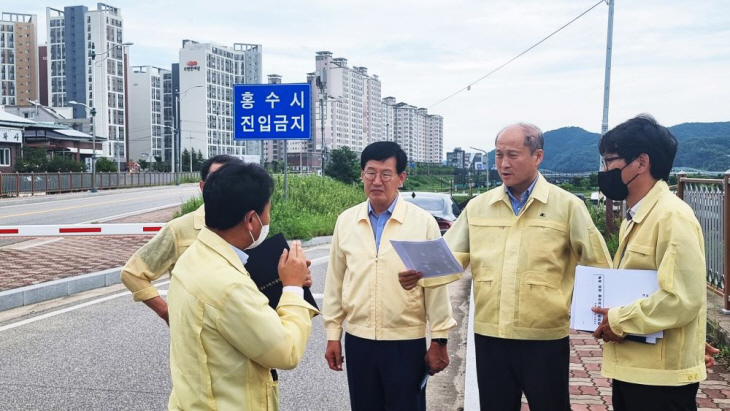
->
[203, 163, 274, 230]
[599, 114, 677, 181]
[360, 141, 408, 173]
[200, 154, 242, 181]
[495, 123, 544, 154]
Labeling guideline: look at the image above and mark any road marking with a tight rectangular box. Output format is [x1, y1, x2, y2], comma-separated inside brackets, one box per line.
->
[0, 281, 171, 332]
[309, 256, 329, 266]
[0, 193, 185, 220]
[80, 203, 182, 223]
[0, 185, 198, 210]
[0, 237, 63, 250]
[313, 293, 323, 299]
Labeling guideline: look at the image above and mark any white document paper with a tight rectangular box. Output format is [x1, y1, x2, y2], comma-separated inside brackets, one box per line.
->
[390, 238, 464, 278]
[570, 265, 663, 343]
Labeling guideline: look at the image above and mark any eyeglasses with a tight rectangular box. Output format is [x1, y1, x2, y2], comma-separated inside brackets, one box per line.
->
[363, 170, 395, 182]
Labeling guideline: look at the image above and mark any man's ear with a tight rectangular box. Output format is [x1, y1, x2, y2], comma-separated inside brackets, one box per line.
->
[638, 153, 651, 174]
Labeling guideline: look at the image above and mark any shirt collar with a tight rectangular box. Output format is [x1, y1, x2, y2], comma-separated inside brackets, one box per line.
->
[230, 244, 249, 266]
[505, 175, 539, 202]
[628, 198, 643, 220]
[368, 196, 398, 217]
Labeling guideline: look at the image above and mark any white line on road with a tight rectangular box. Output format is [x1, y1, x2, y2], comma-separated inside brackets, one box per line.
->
[0, 281, 171, 333]
[309, 256, 329, 266]
[80, 203, 182, 223]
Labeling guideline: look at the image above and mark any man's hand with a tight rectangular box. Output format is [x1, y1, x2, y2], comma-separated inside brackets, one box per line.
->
[592, 307, 624, 343]
[398, 270, 423, 290]
[325, 340, 344, 371]
[143, 296, 169, 326]
[706, 342, 720, 368]
[278, 241, 308, 287]
[304, 260, 313, 288]
[425, 342, 449, 375]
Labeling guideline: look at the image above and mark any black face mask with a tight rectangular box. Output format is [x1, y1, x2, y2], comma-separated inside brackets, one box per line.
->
[598, 158, 639, 201]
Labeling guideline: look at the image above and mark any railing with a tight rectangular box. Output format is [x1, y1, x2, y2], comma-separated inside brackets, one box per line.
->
[677, 172, 730, 311]
[0, 172, 198, 197]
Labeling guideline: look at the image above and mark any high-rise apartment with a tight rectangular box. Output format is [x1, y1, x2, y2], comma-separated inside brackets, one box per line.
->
[46, 3, 127, 165]
[178, 40, 262, 160]
[127, 65, 170, 164]
[0, 12, 39, 106]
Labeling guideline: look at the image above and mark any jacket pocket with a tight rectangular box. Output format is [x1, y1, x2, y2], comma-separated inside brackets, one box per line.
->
[517, 271, 567, 329]
[523, 219, 569, 274]
[467, 218, 511, 270]
[472, 268, 500, 325]
[623, 242, 657, 271]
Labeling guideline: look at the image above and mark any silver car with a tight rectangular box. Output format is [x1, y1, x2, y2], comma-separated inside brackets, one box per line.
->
[400, 191, 461, 235]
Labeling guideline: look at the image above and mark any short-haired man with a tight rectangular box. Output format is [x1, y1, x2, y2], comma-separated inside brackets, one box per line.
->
[167, 163, 318, 410]
[323, 141, 456, 411]
[592, 115, 706, 411]
[121, 154, 242, 323]
[401, 123, 612, 410]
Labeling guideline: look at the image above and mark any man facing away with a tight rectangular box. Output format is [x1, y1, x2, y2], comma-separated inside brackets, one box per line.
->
[323, 141, 456, 411]
[401, 123, 612, 410]
[592, 114, 707, 411]
[167, 162, 318, 410]
[120, 155, 242, 323]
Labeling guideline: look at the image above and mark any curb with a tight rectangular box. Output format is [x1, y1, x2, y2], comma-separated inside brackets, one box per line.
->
[0, 267, 122, 312]
[0, 236, 333, 312]
[464, 282, 479, 410]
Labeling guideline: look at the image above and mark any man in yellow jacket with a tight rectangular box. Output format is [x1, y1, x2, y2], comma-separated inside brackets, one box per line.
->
[402, 123, 612, 410]
[121, 155, 242, 324]
[167, 162, 318, 411]
[323, 141, 456, 411]
[592, 115, 706, 410]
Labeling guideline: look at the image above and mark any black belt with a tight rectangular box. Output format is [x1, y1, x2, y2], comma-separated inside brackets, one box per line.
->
[270, 369, 278, 381]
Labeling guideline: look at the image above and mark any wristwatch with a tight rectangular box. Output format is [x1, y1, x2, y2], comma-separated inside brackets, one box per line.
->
[433, 338, 448, 346]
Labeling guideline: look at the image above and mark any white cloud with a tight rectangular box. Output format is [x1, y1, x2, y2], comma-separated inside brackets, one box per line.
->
[4, 0, 728, 154]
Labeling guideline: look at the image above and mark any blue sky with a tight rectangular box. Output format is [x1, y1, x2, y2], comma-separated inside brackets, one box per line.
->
[6, 0, 729, 153]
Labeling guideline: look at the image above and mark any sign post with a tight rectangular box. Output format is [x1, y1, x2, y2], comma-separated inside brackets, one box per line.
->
[233, 83, 312, 201]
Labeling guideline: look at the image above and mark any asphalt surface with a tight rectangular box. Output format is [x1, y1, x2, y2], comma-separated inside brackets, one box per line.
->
[0, 246, 341, 410]
[0, 185, 201, 225]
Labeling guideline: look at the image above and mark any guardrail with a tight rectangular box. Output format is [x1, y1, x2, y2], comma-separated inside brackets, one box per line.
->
[677, 171, 730, 312]
[0, 172, 198, 197]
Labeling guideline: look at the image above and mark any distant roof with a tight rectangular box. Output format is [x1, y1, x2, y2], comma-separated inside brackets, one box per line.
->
[0, 109, 35, 125]
[55, 128, 91, 138]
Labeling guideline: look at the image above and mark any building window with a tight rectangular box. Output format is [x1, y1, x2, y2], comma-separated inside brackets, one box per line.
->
[0, 148, 10, 166]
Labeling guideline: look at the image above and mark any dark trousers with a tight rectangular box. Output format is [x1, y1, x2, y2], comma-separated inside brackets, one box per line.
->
[344, 333, 427, 411]
[474, 334, 570, 411]
[613, 379, 699, 411]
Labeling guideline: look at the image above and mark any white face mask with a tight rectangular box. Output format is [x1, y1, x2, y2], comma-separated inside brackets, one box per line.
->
[246, 212, 269, 250]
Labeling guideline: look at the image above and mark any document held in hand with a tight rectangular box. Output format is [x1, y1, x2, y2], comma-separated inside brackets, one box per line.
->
[243, 233, 319, 311]
[390, 238, 464, 278]
[570, 265, 663, 343]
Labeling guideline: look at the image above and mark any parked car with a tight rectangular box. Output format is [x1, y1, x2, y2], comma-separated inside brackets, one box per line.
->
[400, 191, 461, 234]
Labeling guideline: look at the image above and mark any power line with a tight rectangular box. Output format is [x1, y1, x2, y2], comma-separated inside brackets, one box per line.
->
[428, 0, 606, 109]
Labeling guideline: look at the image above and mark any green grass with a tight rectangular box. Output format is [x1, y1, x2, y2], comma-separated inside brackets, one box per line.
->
[174, 175, 365, 240]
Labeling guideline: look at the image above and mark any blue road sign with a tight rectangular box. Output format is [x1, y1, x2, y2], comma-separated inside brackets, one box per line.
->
[233, 83, 311, 140]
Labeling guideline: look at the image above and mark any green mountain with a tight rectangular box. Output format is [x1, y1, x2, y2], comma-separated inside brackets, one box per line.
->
[486, 122, 730, 173]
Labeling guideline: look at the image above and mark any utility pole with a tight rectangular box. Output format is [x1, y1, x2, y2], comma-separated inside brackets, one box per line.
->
[601, 0, 617, 233]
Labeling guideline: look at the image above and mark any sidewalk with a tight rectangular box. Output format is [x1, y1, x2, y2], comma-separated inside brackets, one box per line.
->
[0, 207, 176, 292]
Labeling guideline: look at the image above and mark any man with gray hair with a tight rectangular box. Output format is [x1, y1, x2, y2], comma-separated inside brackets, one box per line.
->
[400, 123, 611, 410]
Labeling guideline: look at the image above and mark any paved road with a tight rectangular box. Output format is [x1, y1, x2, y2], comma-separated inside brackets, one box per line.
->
[0, 185, 201, 226]
[0, 244, 469, 410]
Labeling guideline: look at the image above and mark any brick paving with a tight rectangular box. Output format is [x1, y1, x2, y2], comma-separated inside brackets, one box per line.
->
[516, 331, 730, 410]
[3, 205, 730, 409]
[0, 206, 178, 292]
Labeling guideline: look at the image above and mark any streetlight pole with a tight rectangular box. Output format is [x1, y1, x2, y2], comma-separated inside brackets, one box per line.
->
[470, 146, 490, 190]
[69, 100, 98, 193]
[173, 85, 204, 184]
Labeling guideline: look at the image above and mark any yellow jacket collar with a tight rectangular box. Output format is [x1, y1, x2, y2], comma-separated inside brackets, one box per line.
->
[357, 197, 406, 224]
[197, 226, 248, 276]
[489, 172, 550, 205]
[194, 204, 206, 230]
[630, 180, 669, 224]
